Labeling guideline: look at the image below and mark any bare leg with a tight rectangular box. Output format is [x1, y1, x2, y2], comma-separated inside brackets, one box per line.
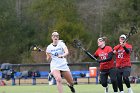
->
[61, 71, 74, 85]
[52, 70, 63, 93]
[62, 71, 75, 93]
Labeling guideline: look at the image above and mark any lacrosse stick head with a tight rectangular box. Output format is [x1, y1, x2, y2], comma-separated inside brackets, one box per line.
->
[30, 44, 42, 51]
[127, 26, 138, 37]
[72, 39, 82, 48]
[121, 26, 138, 42]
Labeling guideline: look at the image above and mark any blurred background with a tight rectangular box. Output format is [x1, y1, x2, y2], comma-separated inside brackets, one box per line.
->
[0, 0, 140, 85]
[0, 0, 140, 63]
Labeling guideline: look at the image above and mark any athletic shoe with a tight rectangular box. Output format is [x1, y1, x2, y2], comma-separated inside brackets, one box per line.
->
[67, 84, 75, 93]
[128, 88, 133, 93]
[120, 91, 124, 93]
[104, 86, 109, 93]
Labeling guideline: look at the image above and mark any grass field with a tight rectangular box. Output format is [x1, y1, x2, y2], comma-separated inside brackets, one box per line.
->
[0, 84, 139, 93]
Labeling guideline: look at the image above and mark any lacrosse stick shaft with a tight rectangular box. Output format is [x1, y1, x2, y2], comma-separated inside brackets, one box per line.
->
[73, 39, 97, 61]
[81, 47, 97, 61]
[115, 26, 137, 51]
[125, 26, 137, 41]
[37, 47, 45, 52]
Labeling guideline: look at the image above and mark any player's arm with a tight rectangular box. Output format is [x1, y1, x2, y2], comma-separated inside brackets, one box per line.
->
[98, 52, 113, 63]
[123, 46, 131, 54]
[120, 42, 131, 54]
[46, 52, 51, 61]
[113, 45, 120, 54]
[58, 47, 69, 58]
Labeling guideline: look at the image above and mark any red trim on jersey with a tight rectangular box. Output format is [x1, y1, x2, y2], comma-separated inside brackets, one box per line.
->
[113, 43, 132, 68]
[94, 46, 114, 70]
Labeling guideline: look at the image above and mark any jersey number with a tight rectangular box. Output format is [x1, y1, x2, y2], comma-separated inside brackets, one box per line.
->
[54, 52, 58, 56]
[100, 56, 106, 60]
[118, 53, 123, 58]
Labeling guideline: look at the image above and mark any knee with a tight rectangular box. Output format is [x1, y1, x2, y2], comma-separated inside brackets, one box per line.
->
[101, 81, 107, 87]
[55, 76, 62, 83]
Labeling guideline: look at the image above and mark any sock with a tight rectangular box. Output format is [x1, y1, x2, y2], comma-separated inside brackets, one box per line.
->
[128, 88, 133, 92]
[128, 88, 131, 90]
[104, 86, 108, 93]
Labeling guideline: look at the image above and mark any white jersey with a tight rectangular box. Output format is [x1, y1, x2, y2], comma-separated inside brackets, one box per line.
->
[46, 40, 70, 72]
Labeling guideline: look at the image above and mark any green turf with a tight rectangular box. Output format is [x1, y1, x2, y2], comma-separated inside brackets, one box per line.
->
[0, 84, 139, 93]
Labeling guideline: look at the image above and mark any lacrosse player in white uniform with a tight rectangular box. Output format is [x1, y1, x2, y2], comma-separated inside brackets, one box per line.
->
[46, 31, 75, 93]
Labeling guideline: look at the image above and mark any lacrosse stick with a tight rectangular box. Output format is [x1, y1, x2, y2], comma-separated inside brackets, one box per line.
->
[30, 44, 45, 52]
[73, 39, 97, 61]
[124, 26, 137, 43]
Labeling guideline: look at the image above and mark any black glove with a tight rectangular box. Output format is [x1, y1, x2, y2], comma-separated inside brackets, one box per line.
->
[96, 60, 102, 63]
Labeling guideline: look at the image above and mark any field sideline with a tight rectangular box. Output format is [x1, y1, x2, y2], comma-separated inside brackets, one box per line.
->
[0, 84, 139, 93]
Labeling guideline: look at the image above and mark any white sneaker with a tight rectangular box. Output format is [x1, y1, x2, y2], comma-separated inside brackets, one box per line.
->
[128, 88, 133, 93]
[104, 86, 109, 93]
[120, 91, 124, 93]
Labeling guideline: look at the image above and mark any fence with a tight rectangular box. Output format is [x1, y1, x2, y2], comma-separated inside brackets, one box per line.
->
[0, 61, 140, 85]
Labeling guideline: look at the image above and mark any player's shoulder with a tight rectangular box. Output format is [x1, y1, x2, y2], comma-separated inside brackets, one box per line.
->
[59, 40, 64, 43]
[47, 43, 53, 49]
[95, 48, 100, 53]
[113, 44, 120, 48]
[126, 43, 132, 47]
[58, 40, 65, 45]
[104, 46, 113, 51]
[105, 46, 113, 49]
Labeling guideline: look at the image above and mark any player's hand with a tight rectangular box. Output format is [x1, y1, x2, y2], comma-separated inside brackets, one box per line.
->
[120, 42, 125, 47]
[96, 60, 101, 63]
[113, 50, 117, 54]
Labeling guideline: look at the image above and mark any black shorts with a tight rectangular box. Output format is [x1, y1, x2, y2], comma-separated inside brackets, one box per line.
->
[100, 68, 117, 83]
[117, 67, 131, 77]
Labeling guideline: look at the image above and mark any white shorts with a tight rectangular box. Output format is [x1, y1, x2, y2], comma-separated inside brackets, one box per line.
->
[50, 63, 70, 72]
